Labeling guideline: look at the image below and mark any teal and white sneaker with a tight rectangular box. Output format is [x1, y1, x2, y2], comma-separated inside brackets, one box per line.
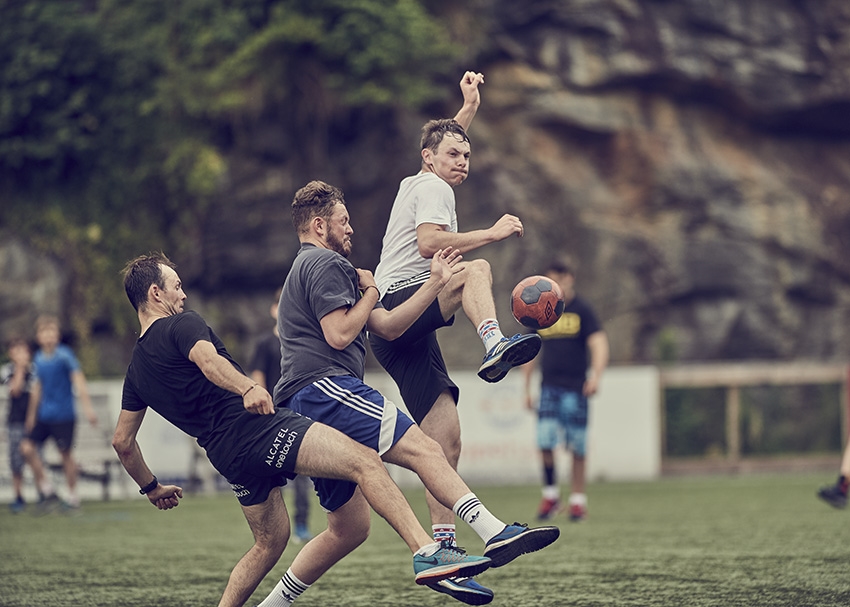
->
[483, 523, 560, 568]
[414, 541, 491, 585]
[427, 576, 494, 605]
[477, 334, 541, 383]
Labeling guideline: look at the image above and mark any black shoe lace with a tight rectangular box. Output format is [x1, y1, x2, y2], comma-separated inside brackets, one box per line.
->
[439, 539, 468, 554]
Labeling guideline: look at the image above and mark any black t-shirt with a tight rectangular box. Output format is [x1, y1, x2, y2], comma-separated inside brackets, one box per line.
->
[121, 311, 272, 477]
[250, 332, 282, 393]
[536, 295, 602, 392]
[0, 362, 33, 424]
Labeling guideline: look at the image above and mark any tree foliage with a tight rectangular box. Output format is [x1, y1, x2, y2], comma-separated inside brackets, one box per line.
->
[0, 0, 460, 373]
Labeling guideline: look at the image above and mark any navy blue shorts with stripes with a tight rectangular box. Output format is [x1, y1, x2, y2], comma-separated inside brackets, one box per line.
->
[286, 375, 415, 512]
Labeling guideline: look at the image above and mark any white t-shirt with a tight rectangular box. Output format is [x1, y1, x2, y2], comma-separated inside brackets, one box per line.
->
[374, 172, 458, 294]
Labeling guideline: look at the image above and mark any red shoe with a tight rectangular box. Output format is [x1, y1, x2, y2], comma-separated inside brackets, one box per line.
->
[536, 497, 561, 520]
[568, 502, 587, 522]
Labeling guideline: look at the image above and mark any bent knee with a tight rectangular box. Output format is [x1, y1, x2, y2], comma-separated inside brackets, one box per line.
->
[466, 258, 492, 277]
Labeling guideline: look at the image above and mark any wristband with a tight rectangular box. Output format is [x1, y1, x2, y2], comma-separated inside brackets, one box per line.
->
[363, 285, 379, 296]
[139, 476, 158, 495]
[242, 384, 258, 397]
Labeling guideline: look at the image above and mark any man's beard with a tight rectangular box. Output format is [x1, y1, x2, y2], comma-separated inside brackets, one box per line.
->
[327, 232, 350, 257]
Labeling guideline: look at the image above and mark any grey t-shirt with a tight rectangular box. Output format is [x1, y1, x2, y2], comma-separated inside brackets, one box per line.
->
[274, 243, 372, 404]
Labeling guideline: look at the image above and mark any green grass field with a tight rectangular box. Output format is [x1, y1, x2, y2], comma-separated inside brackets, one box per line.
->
[1, 474, 849, 606]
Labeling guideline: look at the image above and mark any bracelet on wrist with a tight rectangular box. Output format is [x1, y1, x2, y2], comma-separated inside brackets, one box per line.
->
[139, 476, 158, 495]
[242, 384, 258, 397]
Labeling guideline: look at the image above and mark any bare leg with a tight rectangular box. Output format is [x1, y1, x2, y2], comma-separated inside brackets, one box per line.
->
[419, 391, 461, 530]
[382, 425, 478, 512]
[289, 488, 371, 584]
[293, 423, 433, 552]
[840, 438, 850, 478]
[219, 488, 290, 607]
[19, 439, 49, 493]
[571, 454, 586, 495]
[59, 449, 78, 495]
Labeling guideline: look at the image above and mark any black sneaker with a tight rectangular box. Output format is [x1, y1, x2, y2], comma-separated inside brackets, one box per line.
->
[427, 576, 494, 605]
[477, 334, 541, 383]
[817, 483, 847, 509]
[483, 522, 560, 568]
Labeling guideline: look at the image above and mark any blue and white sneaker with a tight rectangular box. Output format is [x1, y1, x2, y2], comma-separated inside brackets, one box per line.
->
[483, 523, 560, 568]
[414, 541, 492, 585]
[427, 576, 494, 605]
[477, 334, 542, 383]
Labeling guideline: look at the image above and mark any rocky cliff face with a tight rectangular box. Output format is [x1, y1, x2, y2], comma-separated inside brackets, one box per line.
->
[468, 0, 850, 363]
[4, 0, 850, 373]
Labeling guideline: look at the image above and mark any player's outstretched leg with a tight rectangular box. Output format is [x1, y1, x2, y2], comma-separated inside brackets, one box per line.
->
[482, 522, 560, 568]
[427, 575, 495, 605]
[478, 333, 542, 383]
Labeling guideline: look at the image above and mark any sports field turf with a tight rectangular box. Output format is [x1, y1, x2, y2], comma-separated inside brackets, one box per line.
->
[1, 473, 848, 606]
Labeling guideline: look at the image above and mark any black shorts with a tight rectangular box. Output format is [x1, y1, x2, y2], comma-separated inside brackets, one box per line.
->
[225, 408, 314, 507]
[369, 278, 459, 425]
[28, 420, 75, 452]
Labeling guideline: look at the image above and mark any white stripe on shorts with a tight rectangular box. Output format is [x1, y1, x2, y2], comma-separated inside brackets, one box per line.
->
[315, 377, 382, 420]
[314, 377, 400, 456]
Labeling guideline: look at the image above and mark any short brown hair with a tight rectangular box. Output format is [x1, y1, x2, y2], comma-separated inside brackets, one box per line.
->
[291, 180, 345, 235]
[121, 252, 177, 312]
[420, 119, 469, 153]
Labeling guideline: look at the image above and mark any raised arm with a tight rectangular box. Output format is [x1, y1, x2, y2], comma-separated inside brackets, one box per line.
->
[112, 408, 183, 510]
[367, 248, 461, 340]
[319, 268, 383, 350]
[188, 340, 274, 415]
[453, 71, 484, 132]
[25, 380, 41, 433]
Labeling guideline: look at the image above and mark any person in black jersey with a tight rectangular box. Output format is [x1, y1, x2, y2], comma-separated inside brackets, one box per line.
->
[249, 286, 313, 543]
[113, 252, 491, 607]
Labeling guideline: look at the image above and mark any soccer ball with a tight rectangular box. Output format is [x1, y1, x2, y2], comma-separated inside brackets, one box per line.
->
[510, 275, 565, 329]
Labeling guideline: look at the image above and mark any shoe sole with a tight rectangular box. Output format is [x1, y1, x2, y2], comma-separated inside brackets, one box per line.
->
[415, 558, 492, 585]
[427, 580, 494, 605]
[484, 526, 560, 568]
[477, 336, 542, 383]
[817, 493, 847, 509]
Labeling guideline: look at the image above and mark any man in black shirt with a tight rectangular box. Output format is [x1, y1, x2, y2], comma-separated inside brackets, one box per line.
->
[113, 252, 491, 607]
[250, 287, 312, 543]
[523, 259, 609, 523]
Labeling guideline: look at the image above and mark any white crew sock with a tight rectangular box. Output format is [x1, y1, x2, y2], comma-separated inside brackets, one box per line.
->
[476, 319, 505, 353]
[453, 493, 507, 544]
[433, 524, 457, 546]
[258, 568, 310, 607]
[542, 485, 559, 500]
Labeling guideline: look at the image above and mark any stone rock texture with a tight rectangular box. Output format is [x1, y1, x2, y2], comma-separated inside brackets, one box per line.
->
[3, 0, 850, 373]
